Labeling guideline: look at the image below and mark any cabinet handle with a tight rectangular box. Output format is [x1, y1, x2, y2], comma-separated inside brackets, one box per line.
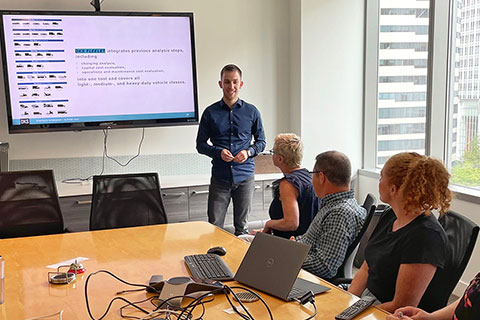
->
[254, 185, 261, 190]
[265, 184, 273, 188]
[162, 192, 186, 197]
[75, 200, 92, 205]
[191, 190, 209, 195]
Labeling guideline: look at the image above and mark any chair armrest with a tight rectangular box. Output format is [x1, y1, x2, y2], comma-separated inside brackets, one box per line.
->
[330, 277, 353, 286]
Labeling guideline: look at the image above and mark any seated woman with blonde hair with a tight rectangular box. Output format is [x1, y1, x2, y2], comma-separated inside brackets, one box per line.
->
[348, 152, 451, 313]
[261, 133, 320, 238]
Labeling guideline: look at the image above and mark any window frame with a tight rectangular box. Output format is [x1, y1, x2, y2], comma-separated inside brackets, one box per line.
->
[362, 0, 480, 202]
[363, 0, 451, 168]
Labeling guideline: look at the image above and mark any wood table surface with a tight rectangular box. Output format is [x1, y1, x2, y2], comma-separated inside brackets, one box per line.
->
[0, 221, 389, 319]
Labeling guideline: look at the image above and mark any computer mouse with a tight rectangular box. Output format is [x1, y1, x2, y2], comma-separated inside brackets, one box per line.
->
[207, 246, 227, 256]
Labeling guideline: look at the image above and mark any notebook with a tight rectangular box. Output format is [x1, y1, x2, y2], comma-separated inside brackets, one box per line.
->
[234, 232, 330, 301]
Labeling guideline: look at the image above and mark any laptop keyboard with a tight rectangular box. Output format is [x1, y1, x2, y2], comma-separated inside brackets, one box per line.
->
[184, 254, 234, 281]
[287, 286, 306, 300]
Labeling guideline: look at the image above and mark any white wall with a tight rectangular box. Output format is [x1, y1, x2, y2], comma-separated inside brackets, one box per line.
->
[358, 173, 480, 296]
[300, 0, 365, 171]
[0, 0, 292, 159]
[289, 0, 302, 136]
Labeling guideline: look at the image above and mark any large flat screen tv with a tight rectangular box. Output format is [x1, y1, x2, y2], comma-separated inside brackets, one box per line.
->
[0, 10, 198, 133]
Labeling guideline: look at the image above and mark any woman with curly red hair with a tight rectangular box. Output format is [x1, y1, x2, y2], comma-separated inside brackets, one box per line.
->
[348, 152, 451, 313]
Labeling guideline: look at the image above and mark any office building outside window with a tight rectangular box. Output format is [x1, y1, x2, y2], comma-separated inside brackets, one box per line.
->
[448, 0, 480, 190]
[376, 0, 430, 166]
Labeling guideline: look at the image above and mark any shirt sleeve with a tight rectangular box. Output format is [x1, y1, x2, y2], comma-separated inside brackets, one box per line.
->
[400, 223, 447, 268]
[299, 209, 351, 279]
[196, 109, 223, 159]
[249, 109, 266, 157]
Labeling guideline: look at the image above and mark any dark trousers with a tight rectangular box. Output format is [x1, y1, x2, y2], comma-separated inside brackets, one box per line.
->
[207, 176, 255, 235]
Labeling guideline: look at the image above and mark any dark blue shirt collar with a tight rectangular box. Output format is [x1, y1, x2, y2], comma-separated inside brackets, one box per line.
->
[219, 98, 244, 110]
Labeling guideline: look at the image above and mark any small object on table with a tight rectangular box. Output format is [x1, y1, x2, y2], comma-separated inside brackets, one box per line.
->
[334, 295, 376, 320]
[68, 260, 85, 274]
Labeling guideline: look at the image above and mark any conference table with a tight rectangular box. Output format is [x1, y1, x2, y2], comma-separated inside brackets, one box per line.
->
[0, 221, 389, 319]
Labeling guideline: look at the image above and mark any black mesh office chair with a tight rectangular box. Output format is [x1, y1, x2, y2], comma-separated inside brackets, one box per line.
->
[329, 193, 376, 285]
[0, 170, 64, 238]
[418, 210, 479, 312]
[353, 203, 390, 268]
[90, 173, 167, 231]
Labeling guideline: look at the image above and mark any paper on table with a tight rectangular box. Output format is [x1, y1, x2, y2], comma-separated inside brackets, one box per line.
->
[223, 307, 250, 315]
[46, 257, 89, 269]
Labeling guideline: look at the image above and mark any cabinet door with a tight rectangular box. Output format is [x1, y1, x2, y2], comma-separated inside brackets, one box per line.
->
[249, 182, 267, 222]
[263, 179, 276, 211]
[59, 195, 92, 232]
[162, 187, 188, 223]
[188, 185, 210, 221]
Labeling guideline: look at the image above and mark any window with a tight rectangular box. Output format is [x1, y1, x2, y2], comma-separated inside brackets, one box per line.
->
[379, 59, 427, 68]
[364, 0, 480, 196]
[378, 139, 425, 151]
[365, 0, 480, 194]
[380, 25, 429, 35]
[379, 42, 428, 51]
[373, 0, 430, 167]
[378, 107, 427, 118]
[448, 0, 480, 190]
[379, 75, 428, 84]
[378, 123, 425, 135]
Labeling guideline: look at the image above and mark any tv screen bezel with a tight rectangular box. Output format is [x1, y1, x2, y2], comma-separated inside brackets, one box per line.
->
[0, 10, 199, 134]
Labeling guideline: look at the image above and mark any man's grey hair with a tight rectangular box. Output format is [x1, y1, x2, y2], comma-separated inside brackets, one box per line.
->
[314, 151, 351, 187]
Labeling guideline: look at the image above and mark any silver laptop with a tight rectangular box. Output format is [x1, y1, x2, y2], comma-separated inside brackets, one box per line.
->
[234, 232, 330, 301]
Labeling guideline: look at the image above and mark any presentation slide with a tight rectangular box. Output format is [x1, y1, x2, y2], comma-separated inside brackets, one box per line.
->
[1, 14, 196, 125]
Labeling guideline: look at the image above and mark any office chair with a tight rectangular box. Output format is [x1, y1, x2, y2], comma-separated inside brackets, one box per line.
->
[418, 210, 479, 312]
[90, 172, 167, 231]
[353, 203, 390, 268]
[0, 170, 65, 238]
[329, 193, 376, 285]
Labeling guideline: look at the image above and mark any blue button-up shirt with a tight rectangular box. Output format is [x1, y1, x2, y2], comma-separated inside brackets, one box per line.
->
[196, 99, 266, 184]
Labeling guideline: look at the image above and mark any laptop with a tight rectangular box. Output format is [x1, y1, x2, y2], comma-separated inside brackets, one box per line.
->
[234, 232, 330, 301]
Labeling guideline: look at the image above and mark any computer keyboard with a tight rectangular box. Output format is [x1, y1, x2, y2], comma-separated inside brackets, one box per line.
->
[287, 286, 306, 300]
[184, 254, 234, 281]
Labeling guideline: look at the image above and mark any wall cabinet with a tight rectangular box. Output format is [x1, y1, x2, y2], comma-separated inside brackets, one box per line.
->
[59, 179, 277, 232]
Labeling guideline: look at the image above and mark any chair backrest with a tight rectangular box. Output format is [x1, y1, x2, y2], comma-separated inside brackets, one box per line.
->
[329, 193, 377, 282]
[362, 193, 376, 215]
[353, 203, 389, 268]
[90, 172, 167, 231]
[0, 170, 64, 238]
[418, 210, 479, 312]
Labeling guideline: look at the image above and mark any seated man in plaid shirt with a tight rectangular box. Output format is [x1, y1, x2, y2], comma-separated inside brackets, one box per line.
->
[295, 150, 366, 280]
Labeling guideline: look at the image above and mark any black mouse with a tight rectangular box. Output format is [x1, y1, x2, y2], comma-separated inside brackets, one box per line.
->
[207, 246, 227, 256]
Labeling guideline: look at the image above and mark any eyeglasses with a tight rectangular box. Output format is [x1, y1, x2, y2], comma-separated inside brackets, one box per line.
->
[309, 170, 322, 176]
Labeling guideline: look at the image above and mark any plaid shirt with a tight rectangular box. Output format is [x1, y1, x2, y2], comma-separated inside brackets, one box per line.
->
[296, 190, 366, 279]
